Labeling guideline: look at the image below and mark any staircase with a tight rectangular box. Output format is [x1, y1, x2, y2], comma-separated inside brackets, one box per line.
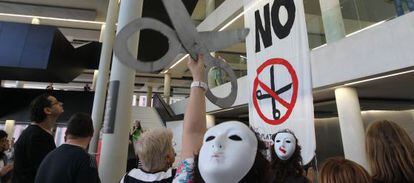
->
[131, 106, 164, 130]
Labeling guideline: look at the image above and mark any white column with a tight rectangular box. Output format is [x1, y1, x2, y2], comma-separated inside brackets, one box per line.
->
[335, 87, 369, 170]
[88, 0, 120, 155]
[92, 70, 99, 90]
[319, 0, 346, 43]
[146, 85, 153, 107]
[99, 24, 106, 43]
[4, 120, 15, 140]
[132, 94, 137, 106]
[163, 73, 171, 104]
[98, 0, 143, 181]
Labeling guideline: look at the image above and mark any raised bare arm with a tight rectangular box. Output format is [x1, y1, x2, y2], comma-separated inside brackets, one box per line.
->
[181, 55, 207, 159]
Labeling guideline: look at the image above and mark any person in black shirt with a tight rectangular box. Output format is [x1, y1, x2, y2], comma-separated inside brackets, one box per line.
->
[35, 113, 100, 183]
[13, 93, 64, 183]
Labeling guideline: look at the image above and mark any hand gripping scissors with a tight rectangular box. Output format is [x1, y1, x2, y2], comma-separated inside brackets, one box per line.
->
[114, 0, 249, 108]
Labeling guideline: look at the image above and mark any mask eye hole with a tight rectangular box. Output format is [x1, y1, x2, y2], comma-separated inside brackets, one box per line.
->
[286, 140, 291, 143]
[229, 135, 242, 141]
[206, 136, 215, 142]
[276, 140, 281, 143]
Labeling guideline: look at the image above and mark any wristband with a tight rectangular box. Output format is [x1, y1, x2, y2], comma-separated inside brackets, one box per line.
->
[191, 81, 208, 91]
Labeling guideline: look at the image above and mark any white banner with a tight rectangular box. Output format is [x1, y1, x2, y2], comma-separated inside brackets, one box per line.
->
[244, 0, 316, 164]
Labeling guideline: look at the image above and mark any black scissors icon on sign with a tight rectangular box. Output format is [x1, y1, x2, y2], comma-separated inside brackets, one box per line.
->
[114, 0, 249, 108]
[256, 66, 292, 120]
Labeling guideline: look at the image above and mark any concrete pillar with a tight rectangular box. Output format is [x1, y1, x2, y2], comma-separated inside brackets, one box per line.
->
[163, 73, 171, 104]
[88, 0, 120, 156]
[319, 0, 346, 43]
[206, 0, 215, 17]
[146, 85, 153, 107]
[98, 0, 143, 181]
[132, 94, 137, 106]
[92, 70, 99, 90]
[335, 87, 369, 170]
[99, 24, 106, 43]
[4, 120, 15, 141]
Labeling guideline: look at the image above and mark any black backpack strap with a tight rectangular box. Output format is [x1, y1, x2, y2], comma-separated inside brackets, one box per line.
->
[172, 168, 177, 177]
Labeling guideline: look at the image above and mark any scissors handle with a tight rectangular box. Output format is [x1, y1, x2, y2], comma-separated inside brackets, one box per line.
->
[256, 90, 263, 99]
[161, 0, 239, 108]
[114, 18, 182, 72]
[204, 56, 238, 108]
[273, 108, 281, 120]
[114, 0, 242, 108]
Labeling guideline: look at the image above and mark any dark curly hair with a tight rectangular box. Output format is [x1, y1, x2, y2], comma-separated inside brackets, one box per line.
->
[269, 129, 304, 183]
[30, 93, 52, 123]
[0, 130, 7, 140]
[0, 130, 8, 155]
[192, 131, 270, 183]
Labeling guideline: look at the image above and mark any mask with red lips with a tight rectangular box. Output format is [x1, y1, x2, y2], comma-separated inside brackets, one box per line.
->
[273, 132, 296, 160]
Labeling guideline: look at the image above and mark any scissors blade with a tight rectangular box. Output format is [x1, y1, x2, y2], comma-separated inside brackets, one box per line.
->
[162, 0, 204, 59]
[199, 29, 250, 52]
[276, 83, 292, 95]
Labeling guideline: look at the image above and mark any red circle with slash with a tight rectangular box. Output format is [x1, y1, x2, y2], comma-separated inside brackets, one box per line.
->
[252, 58, 298, 125]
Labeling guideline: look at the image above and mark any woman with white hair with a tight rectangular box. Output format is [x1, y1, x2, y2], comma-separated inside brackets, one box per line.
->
[120, 128, 176, 183]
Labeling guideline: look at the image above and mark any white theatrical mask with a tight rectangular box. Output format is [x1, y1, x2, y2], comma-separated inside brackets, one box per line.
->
[273, 132, 296, 160]
[198, 121, 258, 183]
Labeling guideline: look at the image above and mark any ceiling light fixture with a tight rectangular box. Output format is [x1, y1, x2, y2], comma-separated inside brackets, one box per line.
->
[344, 69, 414, 86]
[312, 43, 327, 51]
[161, 54, 189, 74]
[0, 13, 104, 25]
[31, 17, 40, 25]
[346, 20, 386, 38]
[208, 107, 236, 114]
[218, 0, 263, 31]
[218, 11, 244, 31]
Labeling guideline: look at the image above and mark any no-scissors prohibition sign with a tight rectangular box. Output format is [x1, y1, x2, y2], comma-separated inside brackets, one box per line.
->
[252, 58, 299, 125]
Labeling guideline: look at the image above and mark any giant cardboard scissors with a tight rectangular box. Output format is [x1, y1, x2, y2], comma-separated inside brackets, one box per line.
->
[114, 0, 249, 108]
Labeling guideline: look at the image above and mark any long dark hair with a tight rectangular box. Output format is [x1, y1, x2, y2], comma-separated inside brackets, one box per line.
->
[366, 120, 414, 182]
[193, 133, 270, 183]
[269, 129, 304, 183]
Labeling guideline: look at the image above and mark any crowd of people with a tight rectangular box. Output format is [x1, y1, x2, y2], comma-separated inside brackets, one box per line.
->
[0, 55, 413, 183]
[119, 55, 414, 183]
